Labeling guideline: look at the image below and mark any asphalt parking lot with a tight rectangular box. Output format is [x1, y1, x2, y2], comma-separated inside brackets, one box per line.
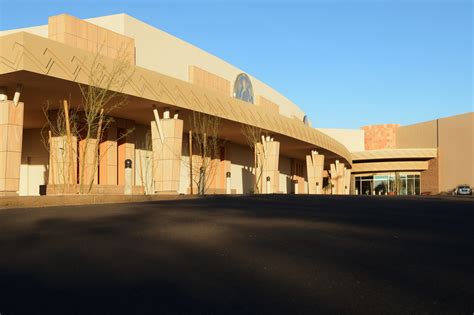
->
[0, 195, 473, 314]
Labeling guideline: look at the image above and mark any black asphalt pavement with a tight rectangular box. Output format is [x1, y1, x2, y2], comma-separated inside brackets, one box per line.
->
[0, 195, 473, 314]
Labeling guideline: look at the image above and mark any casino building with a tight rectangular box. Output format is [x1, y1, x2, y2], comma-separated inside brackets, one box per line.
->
[0, 14, 472, 196]
[320, 112, 473, 195]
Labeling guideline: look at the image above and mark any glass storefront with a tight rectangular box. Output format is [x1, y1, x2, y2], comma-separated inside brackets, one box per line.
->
[354, 173, 420, 195]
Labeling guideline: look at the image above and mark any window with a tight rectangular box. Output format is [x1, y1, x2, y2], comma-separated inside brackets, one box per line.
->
[233, 73, 254, 104]
[303, 115, 312, 127]
[354, 174, 419, 195]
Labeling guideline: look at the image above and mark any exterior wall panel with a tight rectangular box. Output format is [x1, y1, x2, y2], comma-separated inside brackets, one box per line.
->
[19, 128, 49, 196]
[189, 66, 231, 96]
[257, 96, 280, 114]
[437, 113, 473, 192]
[48, 14, 135, 64]
[228, 143, 254, 194]
[279, 156, 291, 194]
[396, 120, 438, 149]
[317, 128, 365, 152]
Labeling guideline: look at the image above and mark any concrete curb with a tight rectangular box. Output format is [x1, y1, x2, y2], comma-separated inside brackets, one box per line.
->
[0, 194, 200, 210]
[1, 193, 471, 210]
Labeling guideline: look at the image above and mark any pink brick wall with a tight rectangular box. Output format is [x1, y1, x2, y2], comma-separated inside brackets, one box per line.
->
[361, 124, 400, 150]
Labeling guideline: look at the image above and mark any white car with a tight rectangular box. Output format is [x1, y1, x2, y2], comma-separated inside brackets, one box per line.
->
[453, 185, 472, 195]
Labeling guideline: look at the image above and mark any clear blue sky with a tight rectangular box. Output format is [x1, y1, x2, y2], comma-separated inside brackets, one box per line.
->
[1, 0, 472, 128]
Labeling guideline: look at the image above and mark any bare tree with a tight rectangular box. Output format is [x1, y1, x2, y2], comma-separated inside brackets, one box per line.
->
[241, 125, 264, 194]
[77, 46, 134, 193]
[188, 111, 222, 195]
[41, 99, 80, 194]
[42, 46, 134, 194]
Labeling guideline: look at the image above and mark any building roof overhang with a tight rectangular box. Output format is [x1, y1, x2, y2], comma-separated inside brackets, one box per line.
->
[351, 148, 437, 162]
[0, 32, 352, 165]
[351, 161, 430, 173]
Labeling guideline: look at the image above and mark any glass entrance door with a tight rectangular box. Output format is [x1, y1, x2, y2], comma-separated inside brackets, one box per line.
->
[361, 180, 372, 195]
[400, 175, 407, 195]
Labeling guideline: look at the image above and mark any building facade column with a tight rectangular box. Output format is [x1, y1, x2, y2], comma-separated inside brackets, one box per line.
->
[290, 159, 305, 194]
[0, 92, 24, 195]
[99, 126, 118, 185]
[343, 167, 351, 195]
[329, 160, 345, 195]
[258, 137, 279, 194]
[48, 135, 77, 193]
[151, 108, 183, 194]
[78, 138, 99, 189]
[306, 150, 324, 194]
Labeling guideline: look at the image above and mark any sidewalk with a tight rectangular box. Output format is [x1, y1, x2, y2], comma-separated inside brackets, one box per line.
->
[0, 194, 199, 210]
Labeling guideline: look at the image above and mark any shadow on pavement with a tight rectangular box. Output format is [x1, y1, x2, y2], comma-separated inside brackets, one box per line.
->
[0, 195, 473, 314]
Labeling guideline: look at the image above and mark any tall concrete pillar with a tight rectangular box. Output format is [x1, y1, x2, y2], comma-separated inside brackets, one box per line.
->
[258, 137, 279, 194]
[99, 126, 117, 185]
[0, 95, 24, 195]
[343, 167, 351, 195]
[151, 108, 183, 194]
[78, 138, 99, 189]
[329, 160, 345, 195]
[306, 150, 324, 194]
[49, 135, 78, 192]
[290, 159, 305, 194]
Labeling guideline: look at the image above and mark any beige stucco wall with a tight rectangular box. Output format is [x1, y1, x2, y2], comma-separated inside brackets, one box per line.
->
[0, 25, 48, 37]
[48, 14, 136, 64]
[396, 120, 438, 149]
[228, 143, 254, 194]
[19, 129, 49, 196]
[317, 128, 365, 152]
[396, 112, 473, 192]
[437, 113, 473, 192]
[279, 156, 292, 194]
